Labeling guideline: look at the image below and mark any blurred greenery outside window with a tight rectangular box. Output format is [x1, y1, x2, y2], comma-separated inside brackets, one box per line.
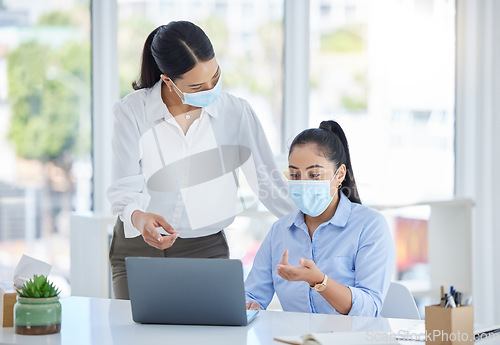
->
[0, 2, 91, 293]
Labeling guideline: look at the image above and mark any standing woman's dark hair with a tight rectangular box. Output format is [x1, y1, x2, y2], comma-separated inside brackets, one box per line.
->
[289, 120, 362, 204]
[132, 21, 215, 90]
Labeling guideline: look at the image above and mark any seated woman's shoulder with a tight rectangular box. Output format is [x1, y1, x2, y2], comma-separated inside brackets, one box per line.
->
[351, 202, 380, 216]
[350, 203, 388, 228]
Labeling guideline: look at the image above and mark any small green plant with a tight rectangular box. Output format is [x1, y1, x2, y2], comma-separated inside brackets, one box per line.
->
[16, 274, 60, 298]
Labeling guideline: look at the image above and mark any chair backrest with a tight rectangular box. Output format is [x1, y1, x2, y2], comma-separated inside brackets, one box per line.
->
[380, 281, 421, 320]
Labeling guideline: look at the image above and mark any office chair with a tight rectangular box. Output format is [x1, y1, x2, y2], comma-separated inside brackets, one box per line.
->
[380, 281, 421, 319]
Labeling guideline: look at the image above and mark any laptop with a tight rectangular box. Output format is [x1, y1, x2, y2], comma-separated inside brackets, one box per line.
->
[125, 257, 259, 326]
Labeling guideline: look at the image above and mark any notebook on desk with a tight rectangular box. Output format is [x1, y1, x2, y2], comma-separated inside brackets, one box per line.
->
[125, 257, 258, 326]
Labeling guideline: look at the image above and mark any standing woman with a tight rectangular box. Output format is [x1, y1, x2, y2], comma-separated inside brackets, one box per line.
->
[107, 21, 295, 299]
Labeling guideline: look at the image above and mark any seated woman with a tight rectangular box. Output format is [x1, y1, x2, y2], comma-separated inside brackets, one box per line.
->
[245, 120, 395, 317]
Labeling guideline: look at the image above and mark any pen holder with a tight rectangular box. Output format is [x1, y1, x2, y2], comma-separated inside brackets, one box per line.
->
[425, 305, 474, 345]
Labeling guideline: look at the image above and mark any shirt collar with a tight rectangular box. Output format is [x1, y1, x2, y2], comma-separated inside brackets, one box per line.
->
[204, 100, 219, 119]
[145, 80, 220, 123]
[288, 191, 353, 230]
[290, 210, 306, 229]
[329, 191, 352, 228]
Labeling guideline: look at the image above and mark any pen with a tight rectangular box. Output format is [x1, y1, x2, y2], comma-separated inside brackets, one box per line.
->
[452, 290, 462, 306]
[440, 286, 445, 307]
[445, 294, 456, 308]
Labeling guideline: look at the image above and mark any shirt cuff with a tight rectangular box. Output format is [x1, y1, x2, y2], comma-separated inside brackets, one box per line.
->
[347, 285, 361, 316]
[347, 286, 380, 317]
[245, 293, 265, 310]
[122, 203, 143, 238]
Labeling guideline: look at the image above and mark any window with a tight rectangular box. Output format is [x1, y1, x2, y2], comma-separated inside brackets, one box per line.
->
[3, 1, 457, 302]
[309, 0, 455, 205]
[0, 1, 91, 294]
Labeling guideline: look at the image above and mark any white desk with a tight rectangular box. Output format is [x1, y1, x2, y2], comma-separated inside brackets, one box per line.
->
[0, 297, 497, 345]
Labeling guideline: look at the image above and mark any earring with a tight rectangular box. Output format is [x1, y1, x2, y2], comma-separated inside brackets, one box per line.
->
[337, 183, 342, 190]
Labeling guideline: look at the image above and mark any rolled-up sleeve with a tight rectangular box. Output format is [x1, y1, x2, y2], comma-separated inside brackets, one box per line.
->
[107, 100, 150, 238]
[347, 214, 395, 317]
[244, 225, 276, 309]
[239, 101, 297, 218]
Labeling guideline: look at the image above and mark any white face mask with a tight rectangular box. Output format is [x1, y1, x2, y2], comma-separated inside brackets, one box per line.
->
[288, 167, 340, 217]
[171, 75, 222, 108]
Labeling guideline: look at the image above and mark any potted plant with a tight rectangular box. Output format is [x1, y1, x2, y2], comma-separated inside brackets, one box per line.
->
[14, 274, 61, 335]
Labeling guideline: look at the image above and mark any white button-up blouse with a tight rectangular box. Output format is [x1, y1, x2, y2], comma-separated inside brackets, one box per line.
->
[107, 80, 296, 238]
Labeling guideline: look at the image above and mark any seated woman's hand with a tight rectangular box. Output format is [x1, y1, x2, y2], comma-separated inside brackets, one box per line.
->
[131, 210, 179, 250]
[246, 301, 261, 310]
[276, 249, 324, 287]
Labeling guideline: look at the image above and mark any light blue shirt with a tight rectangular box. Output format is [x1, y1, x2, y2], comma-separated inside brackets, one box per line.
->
[245, 192, 395, 317]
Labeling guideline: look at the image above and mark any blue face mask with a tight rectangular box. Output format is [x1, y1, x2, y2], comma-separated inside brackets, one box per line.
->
[288, 167, 340, 217]
[171, 75, 222, 108]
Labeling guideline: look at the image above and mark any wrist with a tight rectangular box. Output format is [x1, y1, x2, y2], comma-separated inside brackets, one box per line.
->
[309, 272, 325, 287]
[131, 210, 144, 229]
[310, 273, 328, 292]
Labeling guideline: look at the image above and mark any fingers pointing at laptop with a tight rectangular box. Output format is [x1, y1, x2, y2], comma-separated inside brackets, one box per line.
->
[132, 210, 179, 249]
[246, 301, 261, 310]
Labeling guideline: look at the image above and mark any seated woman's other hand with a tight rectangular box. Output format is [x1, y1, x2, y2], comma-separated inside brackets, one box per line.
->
[246, 301, 261, 310]
[276, 249, 324, 286]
